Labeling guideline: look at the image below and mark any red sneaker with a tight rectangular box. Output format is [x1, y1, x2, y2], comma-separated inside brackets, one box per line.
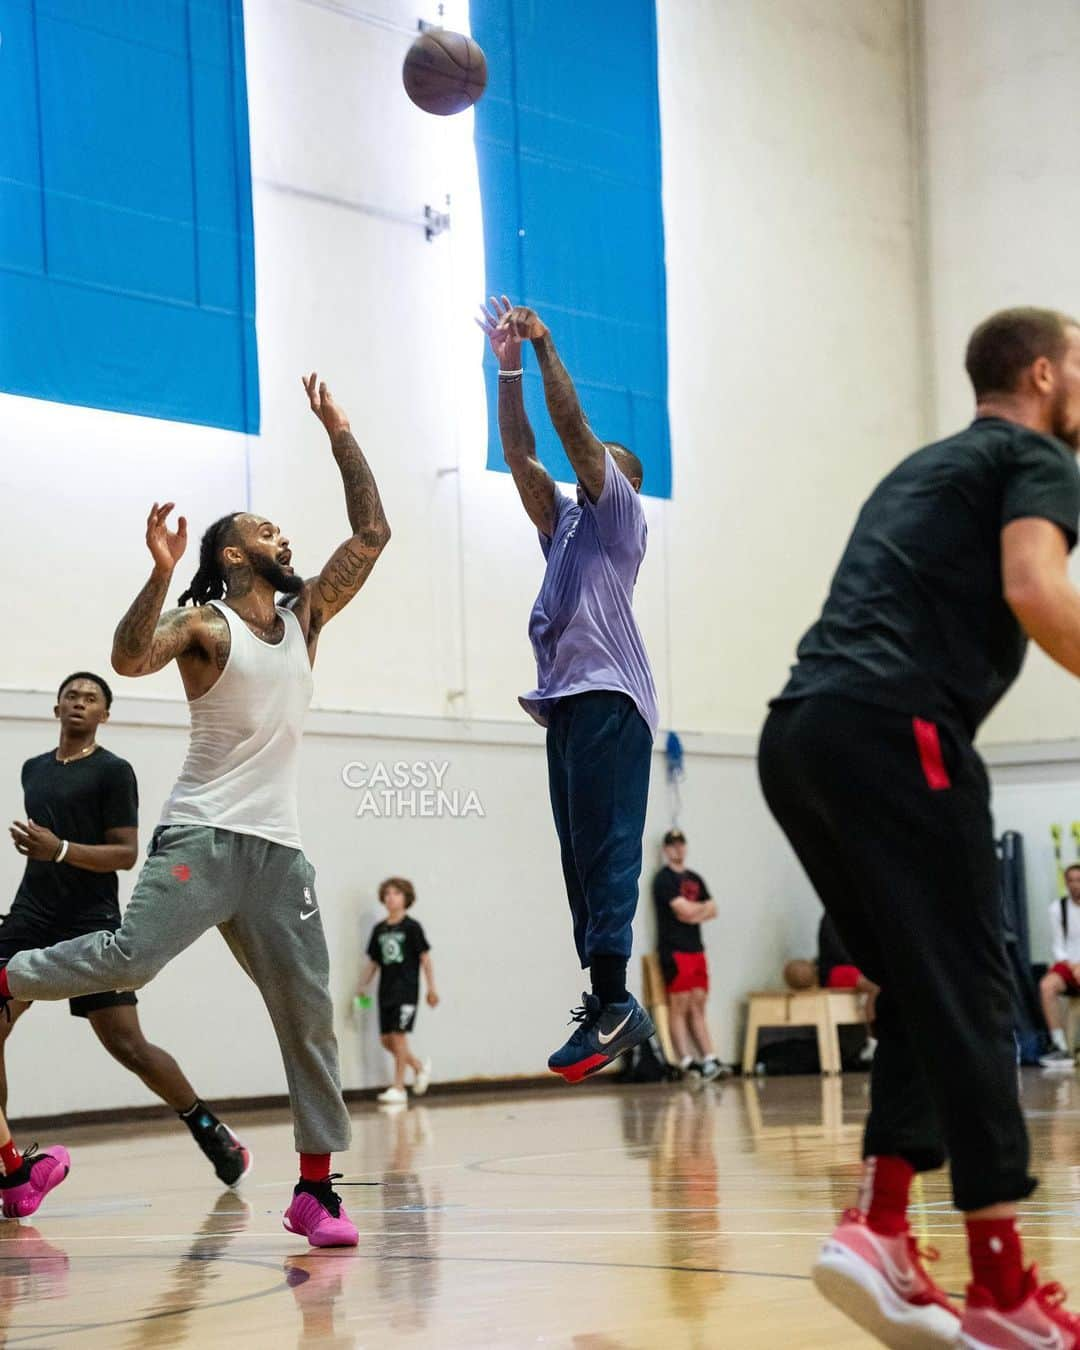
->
[812, 1209, 960, 1348]
[959, 1267, 1080, 1348]
[0, 1145, 71, 1220]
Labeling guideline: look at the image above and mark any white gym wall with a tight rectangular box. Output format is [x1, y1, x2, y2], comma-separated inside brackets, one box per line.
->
[2, 0, 1073, 1115]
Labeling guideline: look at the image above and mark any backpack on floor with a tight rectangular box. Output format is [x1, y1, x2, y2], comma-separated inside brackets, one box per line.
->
[615, 1033, 679, 1083]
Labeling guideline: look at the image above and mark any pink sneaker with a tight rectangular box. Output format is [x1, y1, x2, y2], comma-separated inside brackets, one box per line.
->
[959, 1267, 1080, 1348]
[282, 1180, 359, 1248]
[0, 1145, 71, 1219]
[812, 1209, 960, 1348]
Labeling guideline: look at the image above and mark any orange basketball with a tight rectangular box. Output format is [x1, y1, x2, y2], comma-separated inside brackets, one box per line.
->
[402, 29, 487, 117]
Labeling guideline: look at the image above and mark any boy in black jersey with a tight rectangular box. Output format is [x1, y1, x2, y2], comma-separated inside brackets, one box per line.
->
[760, 309, 1080, 1346]
[5, 673, 249, 1186]
[358, 878, 438, 1105]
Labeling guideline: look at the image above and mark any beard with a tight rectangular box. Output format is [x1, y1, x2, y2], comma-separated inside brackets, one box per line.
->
[1050, 383, 1080, 450]
[252, 554, 305, 596]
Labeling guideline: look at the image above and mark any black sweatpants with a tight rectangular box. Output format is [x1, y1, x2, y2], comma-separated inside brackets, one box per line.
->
[758, 694, 1035, 1213]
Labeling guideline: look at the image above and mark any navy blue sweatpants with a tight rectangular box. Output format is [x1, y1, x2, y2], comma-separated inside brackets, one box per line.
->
[546, 691, 653, 967]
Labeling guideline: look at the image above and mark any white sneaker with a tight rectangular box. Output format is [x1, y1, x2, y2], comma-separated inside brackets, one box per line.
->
[376, 1086, 408, 1105]
[1039, 1047, 1076, 1071]
[413, 1059, 432, 1097]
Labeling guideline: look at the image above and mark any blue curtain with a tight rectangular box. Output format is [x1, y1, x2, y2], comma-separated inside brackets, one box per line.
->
[471, 0, 671, 498]
[0, 0, 258, 432]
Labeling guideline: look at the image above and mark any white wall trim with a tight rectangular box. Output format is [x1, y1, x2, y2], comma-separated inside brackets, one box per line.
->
[0, 686, 764, 758]
[981, 740, 1080, 769]
[8, 685, 1080, 767]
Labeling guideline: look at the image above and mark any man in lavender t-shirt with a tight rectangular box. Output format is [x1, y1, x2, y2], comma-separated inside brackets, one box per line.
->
[478, 295, 658, 1083]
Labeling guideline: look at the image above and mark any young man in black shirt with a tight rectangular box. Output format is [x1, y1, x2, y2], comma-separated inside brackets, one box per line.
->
[358, 877, 438, 1106]
[652, 830, 723, 1079]
[759, 308, 1080, 1347]
[5, 673, 249, 1186]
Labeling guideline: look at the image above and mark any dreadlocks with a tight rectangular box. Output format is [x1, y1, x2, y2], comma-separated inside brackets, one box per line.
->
[177, 513, 242, 607]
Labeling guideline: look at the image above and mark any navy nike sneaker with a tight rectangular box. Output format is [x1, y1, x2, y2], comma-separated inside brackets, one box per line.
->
[548, 992, 654, 1083]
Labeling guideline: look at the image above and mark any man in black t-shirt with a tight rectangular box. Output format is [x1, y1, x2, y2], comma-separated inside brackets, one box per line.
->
[759, 309, 1080, 1344]
[4, 673, 249, 1187]
[358, 877, 439, 1106]
[651, 830, 723, 1079]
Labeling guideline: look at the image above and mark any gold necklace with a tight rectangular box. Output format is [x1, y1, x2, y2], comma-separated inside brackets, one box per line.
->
[56, 743, 97, 765]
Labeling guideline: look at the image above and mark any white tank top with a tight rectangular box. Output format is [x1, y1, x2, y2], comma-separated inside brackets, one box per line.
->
[160, 599, 313, 849]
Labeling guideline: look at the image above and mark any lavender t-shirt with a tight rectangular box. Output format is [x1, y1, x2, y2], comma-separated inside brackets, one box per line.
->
[519, 451, 659, 737]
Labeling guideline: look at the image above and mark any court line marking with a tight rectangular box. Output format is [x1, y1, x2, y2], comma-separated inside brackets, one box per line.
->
[2, 1252, 292, 1346]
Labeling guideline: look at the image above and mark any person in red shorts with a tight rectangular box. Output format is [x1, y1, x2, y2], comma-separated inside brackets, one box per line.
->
[1038, 862, 1080, 1068]
[652, 830, 725, 1080]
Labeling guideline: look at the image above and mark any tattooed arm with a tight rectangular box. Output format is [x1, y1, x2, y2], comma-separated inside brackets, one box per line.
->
[477, 296, 556, 534]
[295, 373, 391, 657]
[500, 307, 606, 504]
[112, 503, 202, 676]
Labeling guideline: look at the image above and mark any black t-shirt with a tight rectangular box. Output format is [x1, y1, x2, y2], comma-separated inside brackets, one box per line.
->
[653, 866, 712, 956]
[774, 418, 1080, 737]
[14, 747, 139, 923]
[367, 916, 430, 1006]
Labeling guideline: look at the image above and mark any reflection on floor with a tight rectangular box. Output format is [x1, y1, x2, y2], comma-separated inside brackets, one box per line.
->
[4, 1071, 1080, 1347]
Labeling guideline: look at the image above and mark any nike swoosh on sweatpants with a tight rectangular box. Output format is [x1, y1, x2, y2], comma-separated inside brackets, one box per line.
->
[300, 908, 320, 920]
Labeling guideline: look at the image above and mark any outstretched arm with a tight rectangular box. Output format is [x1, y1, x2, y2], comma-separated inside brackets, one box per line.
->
[298, 373, 391, 652]
[500, 307, 606, 503]
[477, 296, 556, 533]
[1002, 517, 1080, 677]
[112, 504, 201, 676]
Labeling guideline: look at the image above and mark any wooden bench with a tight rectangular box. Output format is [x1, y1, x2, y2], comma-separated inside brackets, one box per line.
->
[742, 989, 865, 1075]
[641, 952, 677, 1064]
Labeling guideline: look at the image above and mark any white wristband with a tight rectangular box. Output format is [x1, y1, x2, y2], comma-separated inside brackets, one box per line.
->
[54, 839, 69, 864]
[498, 368, 524, 380]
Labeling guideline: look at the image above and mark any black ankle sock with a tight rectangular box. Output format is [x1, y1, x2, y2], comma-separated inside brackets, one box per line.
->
[590, 955, 628, 1006]
[179, 1099, 220, 1138]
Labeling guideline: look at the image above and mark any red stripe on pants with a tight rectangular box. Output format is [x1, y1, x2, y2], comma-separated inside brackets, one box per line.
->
[912, 718, 951, 790]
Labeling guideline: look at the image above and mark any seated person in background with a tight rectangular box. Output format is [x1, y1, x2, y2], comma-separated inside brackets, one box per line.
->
[783, 919, 878, 1065]
[653, 829, 726, 1080]
[1038, 862, 1080, 1069]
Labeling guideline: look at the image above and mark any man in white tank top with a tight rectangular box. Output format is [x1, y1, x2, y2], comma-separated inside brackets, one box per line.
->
[0, 374, 390, 1249]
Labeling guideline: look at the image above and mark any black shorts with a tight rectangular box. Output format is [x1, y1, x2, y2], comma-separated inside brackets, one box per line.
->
[379, 1001, 418, 1035]
[0, 905, 138, 1019]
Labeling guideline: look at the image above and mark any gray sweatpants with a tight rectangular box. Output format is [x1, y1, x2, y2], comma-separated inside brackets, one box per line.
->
[6, 825, 350, 1154]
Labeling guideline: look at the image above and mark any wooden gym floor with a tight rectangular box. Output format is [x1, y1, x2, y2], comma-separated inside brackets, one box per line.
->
[7, 1070, 1080, 1348]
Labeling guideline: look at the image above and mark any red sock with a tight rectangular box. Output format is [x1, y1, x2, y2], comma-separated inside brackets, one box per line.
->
[0, 1141, 21, 1176]
[0, 968, 10, 1000]
[860, 1155, 914, 1236]
[299, 1153, 331, 1183]
[967, 1216, 1025, 1310]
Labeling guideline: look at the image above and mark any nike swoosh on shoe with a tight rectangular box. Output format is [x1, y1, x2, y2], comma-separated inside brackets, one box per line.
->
[597, 1011, 634, 1047]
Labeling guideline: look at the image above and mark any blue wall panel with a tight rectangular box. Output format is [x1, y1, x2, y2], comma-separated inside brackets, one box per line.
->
[0, 0, 259, 432]
[471, 0, 671, 497]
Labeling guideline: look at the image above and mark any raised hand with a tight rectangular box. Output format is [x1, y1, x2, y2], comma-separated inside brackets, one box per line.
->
[498, 305, 549, 342]
[302, 371, 350, 438]
[476, 295, 523, 368]
[146, 502, 187, 574]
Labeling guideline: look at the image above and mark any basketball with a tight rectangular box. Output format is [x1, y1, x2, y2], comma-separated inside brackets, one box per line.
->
[402, 29, 487, 116]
